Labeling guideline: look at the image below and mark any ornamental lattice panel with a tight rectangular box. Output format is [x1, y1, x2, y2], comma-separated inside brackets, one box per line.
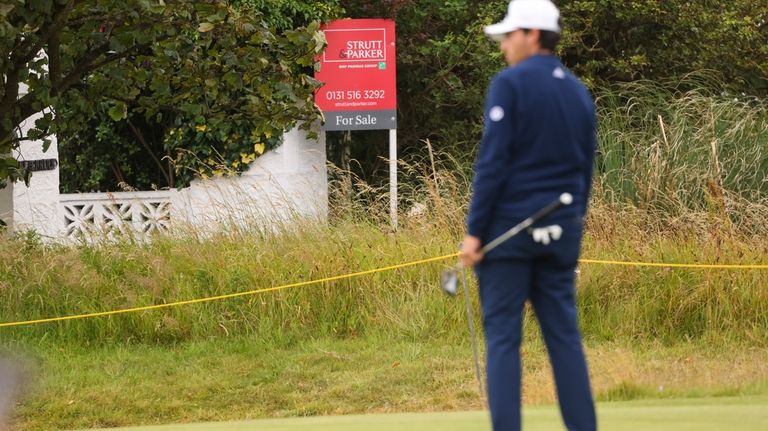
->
[60, 191, 174, 241]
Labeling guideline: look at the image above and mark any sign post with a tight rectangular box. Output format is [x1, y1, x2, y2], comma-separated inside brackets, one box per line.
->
[315, 19, 398, 228]
[389, 128, 397, 228]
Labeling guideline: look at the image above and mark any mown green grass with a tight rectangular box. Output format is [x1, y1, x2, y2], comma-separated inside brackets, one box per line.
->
[85, 396, 768, 431]
[7, 337, 768, 431]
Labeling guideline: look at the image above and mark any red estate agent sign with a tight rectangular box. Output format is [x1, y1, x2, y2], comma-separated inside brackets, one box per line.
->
[315, 19, 397, 131]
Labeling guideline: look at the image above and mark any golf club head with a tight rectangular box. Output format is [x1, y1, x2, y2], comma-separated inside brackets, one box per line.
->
[441, 269, 459, 296]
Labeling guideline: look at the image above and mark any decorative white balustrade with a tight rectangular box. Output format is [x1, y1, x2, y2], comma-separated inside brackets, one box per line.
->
[59, 191, 176, 240]
[5, 125, 327, 242]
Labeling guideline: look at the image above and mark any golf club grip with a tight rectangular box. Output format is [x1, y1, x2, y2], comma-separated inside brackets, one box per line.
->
[481, 195, 569, 253]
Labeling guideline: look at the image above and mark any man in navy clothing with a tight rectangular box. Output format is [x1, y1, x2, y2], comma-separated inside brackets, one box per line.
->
[460, 1, 597, 430]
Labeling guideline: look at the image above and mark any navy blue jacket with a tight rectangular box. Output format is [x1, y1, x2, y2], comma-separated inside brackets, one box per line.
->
[467, 54, 597, 244]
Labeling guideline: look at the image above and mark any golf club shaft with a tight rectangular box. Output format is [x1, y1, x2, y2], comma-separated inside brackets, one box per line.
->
[481, 195, 570, 254]
[446, 194, 571, 275]
[461, 267, 486, 406]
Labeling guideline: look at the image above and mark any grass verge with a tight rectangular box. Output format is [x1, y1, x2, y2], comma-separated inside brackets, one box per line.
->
[7, 337, 768, 430]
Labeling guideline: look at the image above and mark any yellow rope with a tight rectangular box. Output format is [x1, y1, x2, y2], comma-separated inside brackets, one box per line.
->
[579, 259, 768, 270]
[0, 253, 459, 329]
[1, 253, 767, 329]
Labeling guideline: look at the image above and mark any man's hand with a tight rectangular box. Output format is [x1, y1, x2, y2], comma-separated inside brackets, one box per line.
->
[460, 234, 484, 268]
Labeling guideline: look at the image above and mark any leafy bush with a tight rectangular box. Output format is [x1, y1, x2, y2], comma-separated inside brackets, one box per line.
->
[561, 0, 768, 92]
[55, 1, 340, 191]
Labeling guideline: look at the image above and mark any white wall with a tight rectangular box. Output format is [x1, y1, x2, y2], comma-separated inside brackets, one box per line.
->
[10, 112, 62, 238]
[3, 82, 62, 237]
[171, 124, 328, 233]
[2, 77, 327, 239]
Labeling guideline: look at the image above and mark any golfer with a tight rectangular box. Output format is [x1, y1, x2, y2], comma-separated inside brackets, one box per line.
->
[460, 1, 597, 430]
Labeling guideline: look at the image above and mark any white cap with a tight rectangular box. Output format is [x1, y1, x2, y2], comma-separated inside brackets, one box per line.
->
[484, 0, 561, 42]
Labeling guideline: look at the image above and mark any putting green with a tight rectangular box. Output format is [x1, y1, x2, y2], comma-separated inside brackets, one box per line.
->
[86, 396, 768, 431]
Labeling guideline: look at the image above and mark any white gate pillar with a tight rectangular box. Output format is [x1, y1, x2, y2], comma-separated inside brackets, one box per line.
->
[3, 82, 62, 238]
[0, 182, 12, 229]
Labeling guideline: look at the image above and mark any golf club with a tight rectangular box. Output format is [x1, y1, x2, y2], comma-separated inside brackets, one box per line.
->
[441, 192, 574, 296]
[441, 193, 573, 405]
[459, 264, 486, 407]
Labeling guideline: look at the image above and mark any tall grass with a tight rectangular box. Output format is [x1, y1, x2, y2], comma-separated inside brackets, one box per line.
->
[595, 74, 768, 229]
[0, 221, 467, 345]
[0, 78, 766, 348]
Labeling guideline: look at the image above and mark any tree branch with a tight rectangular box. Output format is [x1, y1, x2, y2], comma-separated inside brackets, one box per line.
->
[0, 34, 22, 102]
[48, 33, 62, 93]
[2, 1, 75, 122]
[126, 118, 172, 187]
[52, 41, 111, 96]
[87, 44, 144, 75]
[12, 0, 76, 66]
[5, 134, 28, 146]
[110, 161, 126, 185]
[65, 13, 112, 28]
[0, 67, 20, 120]
[102, 91, 186, 116]
[10, 92, 42, 128]
[55, 37, 165, 97]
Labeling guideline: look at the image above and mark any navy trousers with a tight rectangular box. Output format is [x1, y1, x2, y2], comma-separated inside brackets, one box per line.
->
[475, 220, 596, 431]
